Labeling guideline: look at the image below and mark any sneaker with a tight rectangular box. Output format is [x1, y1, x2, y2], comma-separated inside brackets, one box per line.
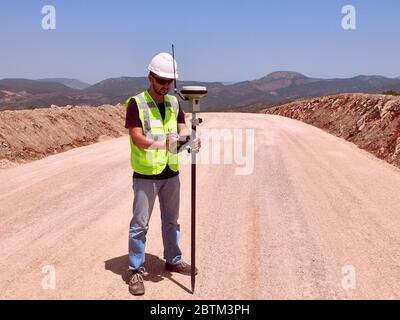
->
[128, 267, 147, 296]
[165, 261, 198, 276]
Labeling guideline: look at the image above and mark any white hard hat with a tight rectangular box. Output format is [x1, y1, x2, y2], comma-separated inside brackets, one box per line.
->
[148, 52, 178, 79]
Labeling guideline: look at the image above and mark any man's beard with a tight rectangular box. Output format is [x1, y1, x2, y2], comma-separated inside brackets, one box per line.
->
[155, 87, 169, 96]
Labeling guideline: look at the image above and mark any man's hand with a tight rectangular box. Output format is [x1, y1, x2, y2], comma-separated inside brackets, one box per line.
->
[189, 138, 201, 153]
[166, 132, 179, 153]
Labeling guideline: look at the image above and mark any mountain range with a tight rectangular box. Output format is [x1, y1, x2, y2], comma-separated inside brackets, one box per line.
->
[1, 72, 400, 111]
[38, 78, 91, 90]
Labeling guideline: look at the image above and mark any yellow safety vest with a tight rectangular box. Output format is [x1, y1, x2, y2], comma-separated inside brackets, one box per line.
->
[125, 90, 180, 175]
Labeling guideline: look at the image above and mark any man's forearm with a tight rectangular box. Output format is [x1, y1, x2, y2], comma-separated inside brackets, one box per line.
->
[130, 134, 166, 150]
[178, 124, 191, 136]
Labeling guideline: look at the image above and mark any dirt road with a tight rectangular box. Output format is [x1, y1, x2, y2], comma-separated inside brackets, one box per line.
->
[1, 113, 400, 299]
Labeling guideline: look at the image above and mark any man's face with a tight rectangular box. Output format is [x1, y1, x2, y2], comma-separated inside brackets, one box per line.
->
[149, 73, 174, 96]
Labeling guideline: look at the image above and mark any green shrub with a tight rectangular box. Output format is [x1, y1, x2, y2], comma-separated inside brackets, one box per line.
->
[382, 90, 400, 96]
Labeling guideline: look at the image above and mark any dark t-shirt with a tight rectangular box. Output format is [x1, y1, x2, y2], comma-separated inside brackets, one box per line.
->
[125, 97, 186, 180]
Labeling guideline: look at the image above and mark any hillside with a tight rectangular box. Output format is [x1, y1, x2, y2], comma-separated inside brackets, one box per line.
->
[2, 73, 400, 111]
[261, 93, 400, 169]
[0, 79, 75, 94]
[38, 78, 92, 90]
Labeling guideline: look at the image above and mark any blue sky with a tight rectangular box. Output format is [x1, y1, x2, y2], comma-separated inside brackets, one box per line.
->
[0, 0, 399, 84]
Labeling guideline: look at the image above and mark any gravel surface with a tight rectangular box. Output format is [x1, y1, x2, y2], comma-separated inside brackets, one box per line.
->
[1, 113, 400, 299]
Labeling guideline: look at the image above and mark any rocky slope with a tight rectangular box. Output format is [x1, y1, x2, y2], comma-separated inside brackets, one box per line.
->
[0, 104, 126, 168]
[261, 93, 400, 169]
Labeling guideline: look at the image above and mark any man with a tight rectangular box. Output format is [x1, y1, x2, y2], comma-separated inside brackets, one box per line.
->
[124, 52, 200, 296]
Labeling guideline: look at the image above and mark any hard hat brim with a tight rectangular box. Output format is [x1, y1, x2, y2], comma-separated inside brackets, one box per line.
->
[148, 65, 178, 80]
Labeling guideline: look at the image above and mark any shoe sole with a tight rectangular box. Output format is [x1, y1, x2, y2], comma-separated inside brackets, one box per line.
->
[165, 268, 198, 276]
[129, 289, 145, 296]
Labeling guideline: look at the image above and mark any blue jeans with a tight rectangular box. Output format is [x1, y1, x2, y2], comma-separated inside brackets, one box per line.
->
[128, 175, 183, 271]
